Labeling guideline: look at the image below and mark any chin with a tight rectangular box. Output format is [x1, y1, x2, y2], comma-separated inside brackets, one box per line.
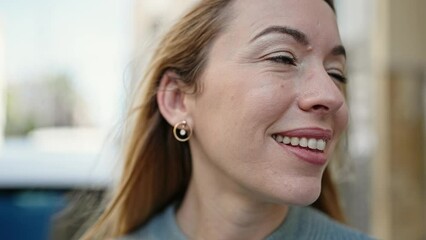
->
[273, 178, 323, 206]
[292, 187, 322, 206]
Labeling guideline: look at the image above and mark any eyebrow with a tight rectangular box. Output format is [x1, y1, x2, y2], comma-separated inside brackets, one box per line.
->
[331, 45, 346, 59]
[250, 26, 309, 45]
[250, 25, 347, 59]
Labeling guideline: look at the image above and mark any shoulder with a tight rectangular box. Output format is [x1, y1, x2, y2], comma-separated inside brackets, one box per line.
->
[120, 204, 186, 240]
[268, 206, 375, 240]
[300, 207, 374, 239]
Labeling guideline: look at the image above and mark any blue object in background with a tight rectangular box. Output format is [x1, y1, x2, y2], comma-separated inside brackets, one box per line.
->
[0, 190, 66, 240]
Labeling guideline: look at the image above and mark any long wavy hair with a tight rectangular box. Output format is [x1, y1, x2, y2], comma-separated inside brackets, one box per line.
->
[81, 0, 343, 238]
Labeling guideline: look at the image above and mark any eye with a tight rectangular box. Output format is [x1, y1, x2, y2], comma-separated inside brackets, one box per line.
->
[328, 72, 347, 84]
[266, 53, 297, 66]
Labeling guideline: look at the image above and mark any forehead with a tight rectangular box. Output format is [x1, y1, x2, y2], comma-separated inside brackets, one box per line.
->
[226, 0, 340, 45]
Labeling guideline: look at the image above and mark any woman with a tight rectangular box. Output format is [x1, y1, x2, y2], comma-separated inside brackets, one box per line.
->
[83, 0, 373, 239]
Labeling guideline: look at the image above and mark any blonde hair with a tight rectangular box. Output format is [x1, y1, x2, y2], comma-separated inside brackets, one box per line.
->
[82, 0, 343, 238]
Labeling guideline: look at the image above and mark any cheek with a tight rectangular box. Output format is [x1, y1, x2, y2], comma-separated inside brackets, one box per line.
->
[336, 102, 349, 133]
[326, 103, 349, 153]
[194, 63, 298, 145]
[192, 77, 297, 179]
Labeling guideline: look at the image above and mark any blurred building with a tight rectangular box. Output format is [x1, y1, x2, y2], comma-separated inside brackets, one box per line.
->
[0, 3, 129, 238]
[0, 21, 5, 146]
[334, 1, 426, 239]
[370, 1, 426, 239]
[5, 74, 81, 136]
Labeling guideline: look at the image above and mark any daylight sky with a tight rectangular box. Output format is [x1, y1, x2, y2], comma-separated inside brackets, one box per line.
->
[0, 0, 133, 127]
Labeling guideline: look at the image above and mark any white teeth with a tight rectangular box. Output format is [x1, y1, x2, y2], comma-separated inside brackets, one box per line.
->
[283, 136, 291, 144]
[299, 138, 308, 147]
[317, 139, 326, 151]
[290, 137, 299, 146]
[273, 135, 327, 151]
[308, 138, 317, 149]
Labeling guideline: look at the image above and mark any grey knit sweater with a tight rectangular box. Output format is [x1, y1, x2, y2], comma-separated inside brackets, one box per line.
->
[123, 204, 375, 240]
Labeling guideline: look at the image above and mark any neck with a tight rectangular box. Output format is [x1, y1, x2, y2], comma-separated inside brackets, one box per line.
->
[176, 173, 288, 240]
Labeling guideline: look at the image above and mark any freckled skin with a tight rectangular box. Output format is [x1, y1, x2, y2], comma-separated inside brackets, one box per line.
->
[178, 0, 348, 238]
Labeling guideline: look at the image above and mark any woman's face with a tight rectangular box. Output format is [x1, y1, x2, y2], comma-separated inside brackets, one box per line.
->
[187, 0, 348, 205]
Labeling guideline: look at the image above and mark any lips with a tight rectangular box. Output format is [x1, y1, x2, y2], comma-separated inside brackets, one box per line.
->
[272, 128, 333, 165]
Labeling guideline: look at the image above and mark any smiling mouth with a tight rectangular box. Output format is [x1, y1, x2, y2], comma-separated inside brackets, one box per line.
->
[272, 134, 327, 152]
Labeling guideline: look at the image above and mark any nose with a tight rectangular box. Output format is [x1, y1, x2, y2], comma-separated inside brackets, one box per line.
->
[297, 69, 345, 115]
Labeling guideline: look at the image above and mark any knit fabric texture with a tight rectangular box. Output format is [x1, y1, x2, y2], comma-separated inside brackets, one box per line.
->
[123, 204, 375, 240]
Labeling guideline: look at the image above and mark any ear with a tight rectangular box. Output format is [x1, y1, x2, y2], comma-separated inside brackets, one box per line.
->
[157, 70, 191, 127]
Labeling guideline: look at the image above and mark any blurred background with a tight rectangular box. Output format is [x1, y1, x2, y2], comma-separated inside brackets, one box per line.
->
[0, 0, 424, 239]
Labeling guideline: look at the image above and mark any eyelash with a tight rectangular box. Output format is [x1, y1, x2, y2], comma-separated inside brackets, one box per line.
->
[266, 54, 347, 84]
[267, 55, 297, 66]
[328, 72, 347, 84]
